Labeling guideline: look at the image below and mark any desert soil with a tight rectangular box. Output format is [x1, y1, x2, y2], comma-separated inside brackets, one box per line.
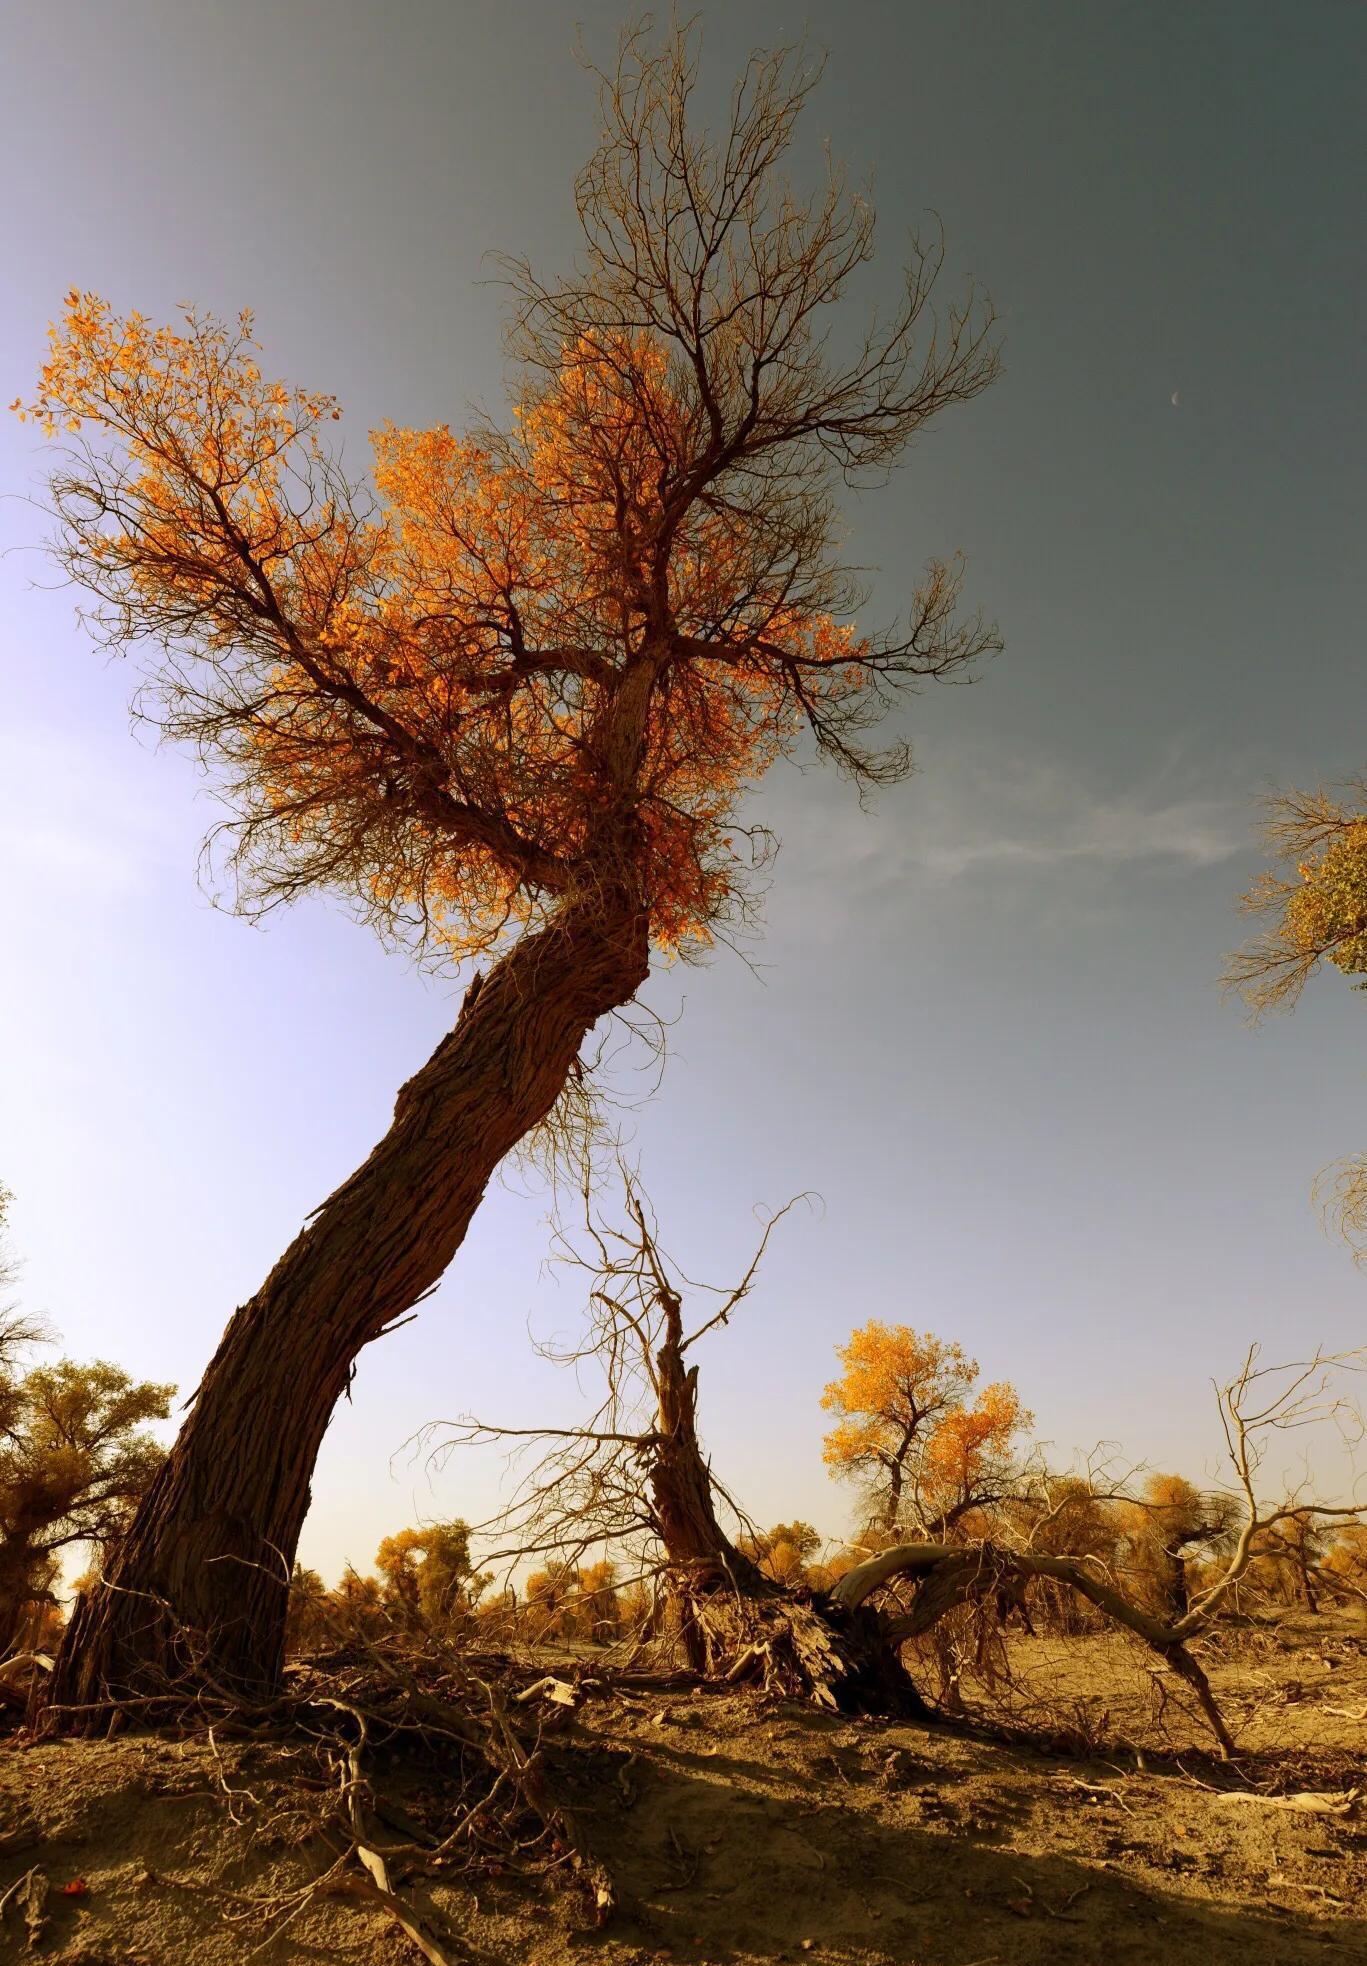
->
[1, 1615, 1363, 1965]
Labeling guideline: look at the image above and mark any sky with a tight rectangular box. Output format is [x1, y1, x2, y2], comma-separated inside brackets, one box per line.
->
[1, 0, 1364, 1583]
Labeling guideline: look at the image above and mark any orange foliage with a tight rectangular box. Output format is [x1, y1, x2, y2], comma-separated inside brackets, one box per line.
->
[523, 1558, 623, 1643]
[19, 302, 885, 959]
[922, 1382, 1030, 1513]
[821, 1324, 977, 1475]
[19, 17, 1002, 1006]
[821, 1321, 1030, 1533]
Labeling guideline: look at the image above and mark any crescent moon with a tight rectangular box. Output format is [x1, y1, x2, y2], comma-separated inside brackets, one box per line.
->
[1171, 390, 1180, 406]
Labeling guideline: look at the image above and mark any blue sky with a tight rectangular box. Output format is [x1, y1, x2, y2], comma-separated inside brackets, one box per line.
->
[1, 1, 1363, 1579]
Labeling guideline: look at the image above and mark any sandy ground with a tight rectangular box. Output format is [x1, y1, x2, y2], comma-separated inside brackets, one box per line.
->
[1, 1616, 1362, 1965]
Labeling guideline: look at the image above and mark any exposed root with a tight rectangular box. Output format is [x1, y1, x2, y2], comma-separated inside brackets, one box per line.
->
[35, 1636, 617, 1958]
[666, 1579, 931, 1718]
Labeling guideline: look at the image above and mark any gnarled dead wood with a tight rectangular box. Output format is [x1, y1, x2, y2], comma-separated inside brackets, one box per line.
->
[833, 1541, 1235, 1755]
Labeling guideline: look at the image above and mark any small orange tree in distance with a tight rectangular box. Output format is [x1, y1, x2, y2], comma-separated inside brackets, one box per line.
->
[822, 1322, 1029, 1535]
[26, 21, 1000, 1710]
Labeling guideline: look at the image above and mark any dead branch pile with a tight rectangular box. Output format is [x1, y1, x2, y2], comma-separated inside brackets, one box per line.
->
[32, 1635, 616, 1963]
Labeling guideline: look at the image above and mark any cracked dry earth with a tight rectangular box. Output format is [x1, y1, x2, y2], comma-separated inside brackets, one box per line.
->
[0, 1627, 1363, 1965]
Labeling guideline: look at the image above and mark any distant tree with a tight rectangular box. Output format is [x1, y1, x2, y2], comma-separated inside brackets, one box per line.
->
[1247, 1511, 1326, 1612]
[524, 1560, 581, 1642]
[738, 1520, 823, 1585]
[374, 1529, 425, 1629]
[574, 1559, 621, 1643]
[523, 1558, 622, 1645]
[0, 1358, 172, 1653]
[1225, 783, 1367, 1258]
[420, 1523, 490, 1627]
[1000, 1474, 1122, 1635]
[821, 1325, 976, 1530]
[1225, 784, 1367, 1013]
[1117, 1474, 1238, 1622]
[29, 17, 1000, 1710]
[615, 1576, 653, 1636]
[1321, 1523, 1367, 1606]
[918, 1382, 1032, 1536]
[375, 1520, 485, 1632]
[765, 1522, 823, 1564]
[283, 1563, 331, 1656]
[326, 1565, 386, 1641]
[821, 1323, 1029, 1535]
[0, 1187, 168, 1653]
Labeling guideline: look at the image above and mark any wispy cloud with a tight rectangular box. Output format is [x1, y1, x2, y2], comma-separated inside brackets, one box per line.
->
[903, 776, 1249, 879]
[768, 746, 1259, 924]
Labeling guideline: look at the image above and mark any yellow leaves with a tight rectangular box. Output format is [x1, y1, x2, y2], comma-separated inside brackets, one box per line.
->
[924, 1382, 1031, 1485]
[1286, 824, 1367, 977]
[821, 1416, 881, 1469]
[1228, 784, 1367, 1013]
[29, 294, 877, 961]
[822, 1320, 1029, 1517]
[821, 1322, 976, 1430]
[22, 294, 338, 465]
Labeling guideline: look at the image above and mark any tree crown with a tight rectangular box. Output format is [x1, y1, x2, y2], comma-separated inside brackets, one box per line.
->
[19, 22, 997, 965]
[1225, 783, 1367, 1014]
[0, 1357, 172, 1564]
[821, 1320, 1030, 1530]
[820, 1322, 978, 1469]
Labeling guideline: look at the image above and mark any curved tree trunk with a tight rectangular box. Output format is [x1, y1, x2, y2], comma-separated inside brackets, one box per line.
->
[49, 898, 649, 1718]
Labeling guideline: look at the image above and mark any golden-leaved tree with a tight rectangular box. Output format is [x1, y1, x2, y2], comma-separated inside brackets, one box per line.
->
[1226, 783, 1367, 1258]
[1225, 785, 1367, 1013]
[374, 1521, 487, 1632]
[24, 22, 999, 1709]
[1117, 1473, 1236, 1622]
[821, 1322, 1029, 1535]
[0, 1186, 173, 1655]
[0, 1360, 173, 1654]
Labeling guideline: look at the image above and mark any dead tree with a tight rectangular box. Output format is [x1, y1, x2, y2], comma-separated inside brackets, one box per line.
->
[829, 1343, 1366, 1755]
[447, 1242, 1365, 1752]
[428, 1170, 926, 1712]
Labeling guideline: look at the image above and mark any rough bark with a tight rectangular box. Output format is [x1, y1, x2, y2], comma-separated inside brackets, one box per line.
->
[49, 896, 649, 1717]
[645, 1290, 767, 1670]
[650, 1302, 761, 1582]
[882, 1455, 903, 1532]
